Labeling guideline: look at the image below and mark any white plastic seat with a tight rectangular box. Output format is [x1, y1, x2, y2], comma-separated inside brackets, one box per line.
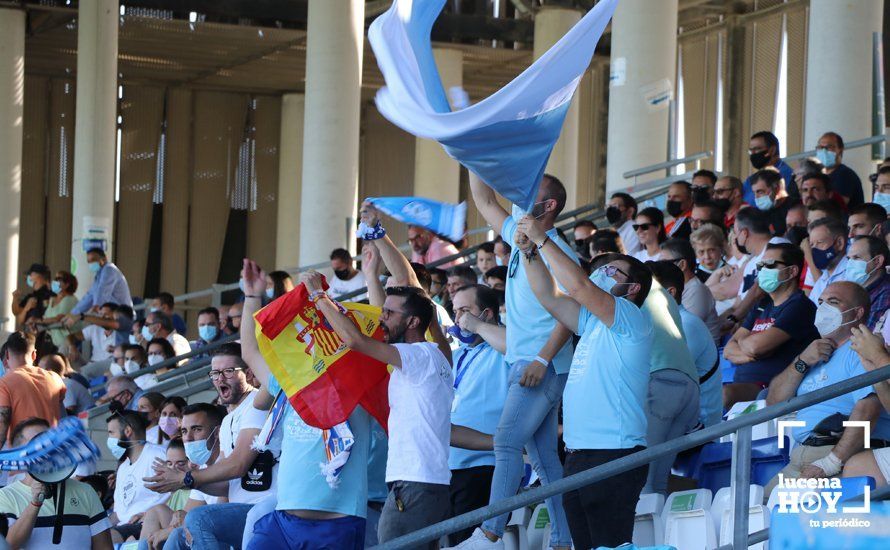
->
[663, 489, 717, 550]
[525, 504, 552, 550]
[710, 485, 764, 535]
[502, 508, 531, 550]
[718, 504, 770, 550]
[719, 401, 779, 443]
[633, 493, 666, 547]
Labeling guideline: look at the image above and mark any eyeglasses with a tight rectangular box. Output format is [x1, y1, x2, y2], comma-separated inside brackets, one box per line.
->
[756, 260, 789, 270]
[381, 307, 410, 318]
[632, 223, 655, 232]
[713, 187, 733, 196]
[208, 367, 244, 380]
[598, 264, 631, 280]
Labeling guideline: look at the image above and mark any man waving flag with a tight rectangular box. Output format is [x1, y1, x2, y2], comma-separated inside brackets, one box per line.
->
[368, 0, 618, 211]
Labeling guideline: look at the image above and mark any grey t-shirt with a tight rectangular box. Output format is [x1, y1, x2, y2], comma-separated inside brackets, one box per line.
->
[682, 277, 722, 344]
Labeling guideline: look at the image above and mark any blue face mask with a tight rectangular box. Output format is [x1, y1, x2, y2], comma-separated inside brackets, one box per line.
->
[811, 245, 839, 270]
[88, 261, 101, 274]
[874, 192, 890, 212]
[757, 266, 792, 293]
[51, 280, 61, 294]
[106, 437, 127, 460]
[844, 257, 878, 285]
[198, 325, 218, 342]
[754, 194, 774, 211]
[128, 334, 139, 346]
[141, 326, 154, 342]
[816, 148, 837, 169]
[589, 267, 617, 293]
[447, 325, 477, 344]
[184, 429, 216, 466]
[26, 275, 34, 288]
[265, 288, 275, 299]
[238, 278, 246, 293]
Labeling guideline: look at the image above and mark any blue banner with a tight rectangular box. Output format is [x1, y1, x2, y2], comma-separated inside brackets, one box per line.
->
[366, 196, 466, 242]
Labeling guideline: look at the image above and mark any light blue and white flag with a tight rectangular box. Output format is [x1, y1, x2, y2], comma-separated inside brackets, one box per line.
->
[366, 196, 466, 242]
[368, 0, 618, 211]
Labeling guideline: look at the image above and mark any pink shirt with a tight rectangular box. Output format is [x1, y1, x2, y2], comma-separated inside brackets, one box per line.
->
[411, 238, 462, 268]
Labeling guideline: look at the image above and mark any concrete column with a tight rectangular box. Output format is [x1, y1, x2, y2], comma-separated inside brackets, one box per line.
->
[276, 93, 305, 269]
[71, 0, 118, 290]
[534, 7, 582, 208]
[413, 48, 463, 203]
[298, 0, 364, 265]
[0, 8, 24, 338]
[804, 0, 883, 181]
[605, 0, 678, 196]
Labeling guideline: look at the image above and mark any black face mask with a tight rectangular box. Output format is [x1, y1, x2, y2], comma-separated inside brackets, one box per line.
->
[225, 318, 236, 333]
[692, 187, 711, 204]
[605, 206, 622, 226]
[334, 269, 350, 280]
[749, 151, 770, 169]
[735, 232, 749, 255]
[784, 226, 809, 246]
[713, 198, 731, 211]
[666, 200, 685, 218]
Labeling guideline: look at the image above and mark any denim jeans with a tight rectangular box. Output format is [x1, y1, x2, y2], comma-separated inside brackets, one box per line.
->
[481, 360, 571, 547]
[242, 494, 277, 549]
[644, 369, 701, 495]
[180, 502, 253, 550]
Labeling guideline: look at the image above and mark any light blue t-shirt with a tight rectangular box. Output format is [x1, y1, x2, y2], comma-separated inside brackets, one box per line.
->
[679, 307, 721, 428]
[793, 341, 890, 443]
[808, 256, 849, 305]
[449, 342, 510, 470]
[267, 376, 371, 516]
[564, 297, 653, 450]
[642, 281, 699, 385]
[501, 215, 579, 373]
[368, 419, 388, 502]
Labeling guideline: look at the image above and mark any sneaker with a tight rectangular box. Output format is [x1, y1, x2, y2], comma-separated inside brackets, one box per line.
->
[443, 528, 504, 549]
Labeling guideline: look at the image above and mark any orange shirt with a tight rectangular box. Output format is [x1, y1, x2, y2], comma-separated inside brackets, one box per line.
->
[0, 366, 67, 442]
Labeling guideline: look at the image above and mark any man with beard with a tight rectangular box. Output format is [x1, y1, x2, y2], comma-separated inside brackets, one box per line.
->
[300, 201, 454, 548]
[664, 182, 694, 240]
[606, 192, 640, 254]
[143, 343, 276, 550]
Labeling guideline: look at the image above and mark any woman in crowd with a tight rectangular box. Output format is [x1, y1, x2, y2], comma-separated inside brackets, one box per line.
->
[35, 271, 79, 352]
[690, 224, 727, 283]
[158, 396, 187, 443]
[147, 337, 177, 374]
[136, 439, 193, 548]
[266, 270, 295, 300]
[632, 206, 668, 263]
[139, 392, 167, 446]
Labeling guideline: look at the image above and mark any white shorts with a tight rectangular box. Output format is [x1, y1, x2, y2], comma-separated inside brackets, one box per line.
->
[874, 447, 890, 482]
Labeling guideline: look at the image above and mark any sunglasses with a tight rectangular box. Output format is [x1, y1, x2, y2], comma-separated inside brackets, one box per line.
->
[633, 223, 655, 231]
[755, 260, 789, 270]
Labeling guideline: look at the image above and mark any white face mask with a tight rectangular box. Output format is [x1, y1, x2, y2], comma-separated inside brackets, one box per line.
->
[814, 303, 858, 338]
[110, 362, 124, 377]
[124, 359, 141, 375]
[148, 354, 164, 367]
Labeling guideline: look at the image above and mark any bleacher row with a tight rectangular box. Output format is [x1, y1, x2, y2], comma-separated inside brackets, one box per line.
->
[487, 405, 878, 550]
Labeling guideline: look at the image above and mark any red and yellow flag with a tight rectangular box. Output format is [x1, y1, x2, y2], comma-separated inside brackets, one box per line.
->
[254, 282, 391, 431]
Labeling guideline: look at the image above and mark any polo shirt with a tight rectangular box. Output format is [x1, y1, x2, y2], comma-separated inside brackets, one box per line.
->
[809, 256, 849, 305]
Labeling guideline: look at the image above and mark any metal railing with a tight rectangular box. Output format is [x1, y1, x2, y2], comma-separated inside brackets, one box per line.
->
[784, 134, 889, 162]
[374, 364, 890, 549]
[622, 150, 713, 180]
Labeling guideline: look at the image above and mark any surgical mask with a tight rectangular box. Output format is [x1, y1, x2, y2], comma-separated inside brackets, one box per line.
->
[605, 206, 622, 225]
[495, 256, 503, 267]
[124, 359, 141, 375]
[149, 307, 159, 313]
[757, 266, 792, 293]
[51, 280, 61, 294]
[159, 417, 180, 437]
[750, 151, 770, 169]
[814, 303, 857, 337]
[128, 334, 139, 346]
[844, 258, 879, 285]
[141, 326, 154, 342]
[511, 201, 547, 220]
[106, 437, 127, 460]
[811, 245, 840, 270]
[110, 362, 124, 377]
[874, 192, 890, 212]
[184, 429, 216, 466]
[88, 261, 101, 274]
[666, 200, 685, 218]
[26, 275, 34, 288]
[265, 288, 275, 299]
[816, 149, 837, 169]
[754, 194, 774, 211]
[238, 278, 246, 293]
[589, 268, 617, 293]
[198, 325, 218, 342]
[334, 269, 350, 280]
[148, 354, 164, 367]
[447, 325, 477, 344]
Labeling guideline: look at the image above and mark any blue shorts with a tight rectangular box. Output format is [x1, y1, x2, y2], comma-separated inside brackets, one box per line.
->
[247, 511, 365, 550]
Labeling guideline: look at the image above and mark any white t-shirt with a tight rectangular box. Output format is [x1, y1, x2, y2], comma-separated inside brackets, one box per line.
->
[617, 219, 642, 254]
[219, 391, 276, 504]
[631, 248, 660, 263]
[83, 325, 114, 362]
[167, 332, 192, 361]
[329, 271, 368, 301]
[387, 342, 454, 485]
[113, 443, 168, 523]
[188, 465, 222, 505]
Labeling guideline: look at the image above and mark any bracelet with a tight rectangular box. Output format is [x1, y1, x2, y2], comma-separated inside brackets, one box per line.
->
[534, 355, 550, 366]
[30, 501, 42, 508]
[523, 247, 538, 261]
[309, 290, 327, 303]
[244, 294, 261, 299]
[536, 236, 551, 250]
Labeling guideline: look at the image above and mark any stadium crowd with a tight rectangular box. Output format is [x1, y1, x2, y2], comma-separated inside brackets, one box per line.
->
[2, 129, 890, 549]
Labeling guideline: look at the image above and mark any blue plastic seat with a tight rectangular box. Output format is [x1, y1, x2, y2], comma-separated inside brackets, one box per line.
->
[695, 436, 790, 493]
[671, 446, 702, 478]
[838, 475, 875, 502]
[750, 435, 790, 487]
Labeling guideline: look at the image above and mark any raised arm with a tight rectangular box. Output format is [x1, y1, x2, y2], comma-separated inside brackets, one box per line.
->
[360, 201, 420, 289]
[239, 259, 271, 387]
[362, 243, 386, 307]
[517, 234, 580, 334]
[518, 216, 619, 326]
[301, 271, 403, 368]
[469, 171, 509, 235]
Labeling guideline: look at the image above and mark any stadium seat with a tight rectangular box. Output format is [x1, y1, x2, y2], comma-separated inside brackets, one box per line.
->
[525, 504, 551, 550]
[663, 489, 717, 550]
[718, 401, 781, 444]
[750, 436, 790, 486]
[632, 493, 666, 547]
[695, 437, 790, 493]
[710, 485, 764, 536]
[838, 476, 876, 502]
[671, 446, 702, 478]
[770, 501, 890, 549]
[502, 507, 532, 550]
[717, 504, 770, 550]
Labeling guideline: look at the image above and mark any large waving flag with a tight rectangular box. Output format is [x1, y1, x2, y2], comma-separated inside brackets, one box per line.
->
[369, 0, 618, 211]
[254, 281, 391, 431]
[366, 196, 466, 242]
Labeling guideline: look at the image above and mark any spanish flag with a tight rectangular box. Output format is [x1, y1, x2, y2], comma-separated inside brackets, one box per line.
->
[254, 281, 391, 431]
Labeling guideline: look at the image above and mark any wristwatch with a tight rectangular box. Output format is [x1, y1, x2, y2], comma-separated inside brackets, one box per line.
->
[183, 471, 196, 489]
[794, 356, 810, 374]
